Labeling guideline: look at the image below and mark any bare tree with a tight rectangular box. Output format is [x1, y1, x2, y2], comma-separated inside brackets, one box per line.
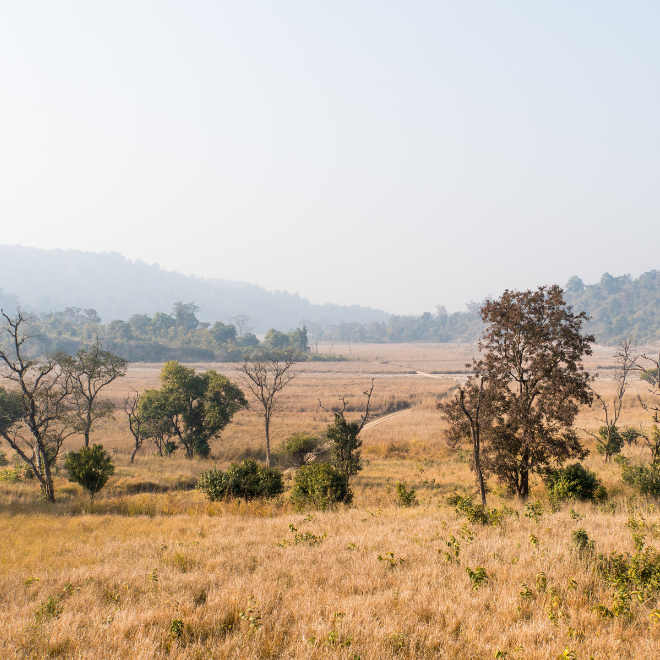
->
[230, 314, 252, 338]
[123, 389, 144, 463]
[0, 309, 76, 503]
[237, 348, 300, 466]
[583, 338, 636, 462]
[303, 319, 327, 354]
[438, 376, 493, 505]
[58, 338, 128, 447]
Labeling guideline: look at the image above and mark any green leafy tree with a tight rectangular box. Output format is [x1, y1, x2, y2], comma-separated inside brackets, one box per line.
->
[171, 302, 200, 331]
[264, 329, 290, 350]
[210, 321, 237, 345]
[64, 444, 115, 503]
[154, 361, 248, 458]
[595, 424, 624, 462]
[322, 379, 374, 481]
[473, 286, 594, 498]
[57, 338, 128, 447]
[138, 388, 178, 456]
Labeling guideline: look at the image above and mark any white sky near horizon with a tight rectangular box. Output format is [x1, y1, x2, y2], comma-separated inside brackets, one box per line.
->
[1, 2, 659, 316]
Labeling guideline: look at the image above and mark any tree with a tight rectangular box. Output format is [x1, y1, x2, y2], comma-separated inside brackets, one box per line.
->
[171, 302, 200, 331]
[64, 444, 115, 503]
[0, 310, 77, 503]
[321, 379, 374, 480]
[583, 339, 635, 463]
[123, 389, 144, 463]
[153, 361, 248, 458]
[137, 388, 178, 456]
[237, 348, 300, 467]
[58, 338, 128, 447]
[438, 376, 496, 505]
[473, 286, 594, 498]
[210, 321, 237, 345]
[230, 314, 252, 338]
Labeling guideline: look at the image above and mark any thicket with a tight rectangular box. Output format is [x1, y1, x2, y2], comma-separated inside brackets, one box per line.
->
[544, 463, 607, 503]
[196, 460, 284, 501]
[290, 463, 352, 510]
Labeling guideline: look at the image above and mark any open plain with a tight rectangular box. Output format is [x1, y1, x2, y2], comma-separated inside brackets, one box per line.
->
[2, 343, 660, 660]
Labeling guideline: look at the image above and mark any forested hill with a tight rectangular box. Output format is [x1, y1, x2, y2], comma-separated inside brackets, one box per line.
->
[0, 245, 389, 332]
[564, 271, 660, 345]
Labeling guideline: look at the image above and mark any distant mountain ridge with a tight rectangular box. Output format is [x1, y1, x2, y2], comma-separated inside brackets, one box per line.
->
[0, 245, 389, 332]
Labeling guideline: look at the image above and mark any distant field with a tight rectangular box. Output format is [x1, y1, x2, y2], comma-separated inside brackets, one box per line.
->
[2, 343, 659, 659]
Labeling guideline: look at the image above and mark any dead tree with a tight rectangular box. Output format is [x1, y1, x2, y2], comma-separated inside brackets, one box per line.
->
[438, 376, 492, 505]
[237, 347, 300, 467]
[584, 338, 636, 462]
[123, 389, 144, 463]
[0, 309, 76, 503]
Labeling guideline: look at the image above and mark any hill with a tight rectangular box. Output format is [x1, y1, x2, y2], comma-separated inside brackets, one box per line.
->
[0, 245, 389, 332]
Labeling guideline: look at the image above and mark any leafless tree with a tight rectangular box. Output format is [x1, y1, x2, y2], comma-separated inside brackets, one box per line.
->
[301, 319, 327, 354]
[0, 309, 76, 503]
[237, 347, 300, 466]
[123, 388, 144, 463]
[230, 314, 252, 338]
[584, 338, 636, 462]
[58, 337, 128, 446]
[438, 376, 493, 505]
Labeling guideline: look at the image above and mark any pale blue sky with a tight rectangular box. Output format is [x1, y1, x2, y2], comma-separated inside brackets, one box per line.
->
[1, 2, 659, 314]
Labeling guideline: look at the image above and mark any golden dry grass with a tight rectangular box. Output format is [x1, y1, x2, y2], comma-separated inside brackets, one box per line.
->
[2, 343, 660, 659]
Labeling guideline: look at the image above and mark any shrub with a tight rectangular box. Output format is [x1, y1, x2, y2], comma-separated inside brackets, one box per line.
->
[0, 450, 8, 467]
[545, 463, 606, 502]
[291, 462, 352, 510]
[64, 444, 115, 503]
[396, 482, 418, 507]
[197, 459, 284, 501]
[445, 493, 514, 526]
[619, 459, 660, 498]
[277, 433, 327, 469]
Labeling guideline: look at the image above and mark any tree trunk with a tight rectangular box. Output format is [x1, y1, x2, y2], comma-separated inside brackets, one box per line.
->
[470, 427, 487, 505]
[84, 409, 92, 447]
[264, 415, 271, 467]
[41, 457, 56, 503]
[130, 445, 139, 464]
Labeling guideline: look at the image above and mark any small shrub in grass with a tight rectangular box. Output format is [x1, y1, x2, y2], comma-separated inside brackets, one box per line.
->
[545, 463, 607, 503]
[197, 459, 284, 501]
[291, 462, 352, 510]
[618, 457, 660, 498]
[396, 482, 418, 507]
[0, 450, 8, 467]
[446, 493, 509, 526]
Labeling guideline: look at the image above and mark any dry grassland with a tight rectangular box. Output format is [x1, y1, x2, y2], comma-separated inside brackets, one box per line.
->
[2, 343, 660, 659]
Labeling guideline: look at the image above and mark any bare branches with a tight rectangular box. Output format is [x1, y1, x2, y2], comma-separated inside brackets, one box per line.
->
[237, 347, 301, 467]
[123, 388, 143, 464]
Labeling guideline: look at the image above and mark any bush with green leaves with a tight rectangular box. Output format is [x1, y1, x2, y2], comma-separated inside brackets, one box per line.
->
[446, 493, 514, 526]
[196, 459, 284, 501]
[396, 482, 418, 507]
[64, 444, 115, 503]
[277, 433, 327, 469]
[545, 462, 607, 503]
[618, 457, 660, 498]
[290, 462, 352, 510]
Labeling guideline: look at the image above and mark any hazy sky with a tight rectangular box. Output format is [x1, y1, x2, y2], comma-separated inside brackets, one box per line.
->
[1, 2, 659, 315]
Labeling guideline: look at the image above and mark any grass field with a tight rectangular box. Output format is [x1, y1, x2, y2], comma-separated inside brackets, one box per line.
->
[2, 343, 660, 659]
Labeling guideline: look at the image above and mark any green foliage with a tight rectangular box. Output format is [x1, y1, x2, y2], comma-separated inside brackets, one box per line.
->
[326, 414, 362, 478]
[149, 361, 248, 458]
[0, 450, 8, 467]
[466, 566, 489, 590]
[545, 462, 607, 503]
[619, 458, 660, 497]
[64, 444, 115, 502]
[395, 481, 418, 507]
[595, 424, 624, 460]
[377, 552, 404, 569]
[196, 459, 284, 501]
[571, 528, 594, 554]
[168, 619, 185, 637]
[277, 433, 326, 469]
[290, 462, 352, 510]
[278, 523, 327, 547]
[35, 596, 63, 623]
[446, 493, 513, 526]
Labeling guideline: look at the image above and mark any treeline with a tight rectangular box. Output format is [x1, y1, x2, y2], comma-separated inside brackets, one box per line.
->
[564, 270, 660, 345]
[24, 303, 343, 362]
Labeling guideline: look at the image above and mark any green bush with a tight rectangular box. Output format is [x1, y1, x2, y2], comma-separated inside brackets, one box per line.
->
[196, 459, 284, 501]
[0, 451, 8, 467]
[396, 482, 418, 507]
[64, 444, 115, 503]
[445, 493, 513, 526]
[290, 462, 352, 510]
[545, 463, 606, 502]
[277, 433, 326, 469]
[619, 459, 660, 498]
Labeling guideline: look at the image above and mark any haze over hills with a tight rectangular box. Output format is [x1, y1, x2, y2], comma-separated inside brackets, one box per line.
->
[0, 245, 389, 332]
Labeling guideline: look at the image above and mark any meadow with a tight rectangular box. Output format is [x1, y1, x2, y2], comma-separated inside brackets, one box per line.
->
[1, 343, 659, 660]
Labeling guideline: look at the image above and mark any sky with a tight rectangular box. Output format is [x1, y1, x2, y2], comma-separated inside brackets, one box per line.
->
[1, 2, 659, 315]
